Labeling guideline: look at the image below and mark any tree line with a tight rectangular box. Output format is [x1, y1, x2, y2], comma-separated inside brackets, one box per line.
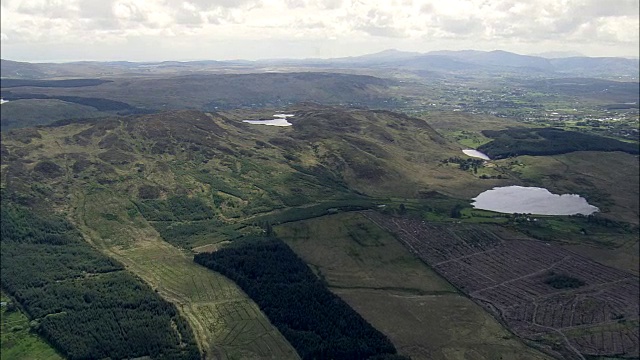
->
[478, 127, 639, 159]
[1, 198, 200, 360]
[194, 237, 401, 360]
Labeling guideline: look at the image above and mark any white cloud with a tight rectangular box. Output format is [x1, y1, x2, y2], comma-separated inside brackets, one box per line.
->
[1, 0, 637, 61]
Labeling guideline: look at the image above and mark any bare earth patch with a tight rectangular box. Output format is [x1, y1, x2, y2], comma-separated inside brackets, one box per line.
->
[277, 213, 553, 360]
[365, 211, 640, 360]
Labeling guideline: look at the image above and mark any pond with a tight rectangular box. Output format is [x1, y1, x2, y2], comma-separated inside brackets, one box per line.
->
[462, 149, 490, 160]
[472, 186, 599, 215]
[243, 114, 294, 127]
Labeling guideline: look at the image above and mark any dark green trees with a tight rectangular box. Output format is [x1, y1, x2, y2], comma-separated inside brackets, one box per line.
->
[194, 238, 398, 360]
[1, 200, 200, 360]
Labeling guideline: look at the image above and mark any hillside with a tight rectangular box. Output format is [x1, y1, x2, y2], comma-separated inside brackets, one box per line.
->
[1, 106, 479, 206]
[0, 73, 398, 128]
[0, 107, 467, 358]
[1, 105, 638, 360]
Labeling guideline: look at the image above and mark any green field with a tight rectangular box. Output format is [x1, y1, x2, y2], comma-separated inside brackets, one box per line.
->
[1, 292, 63, 360]
[276, 213, 553, 360]
[71, 188, 299, 360]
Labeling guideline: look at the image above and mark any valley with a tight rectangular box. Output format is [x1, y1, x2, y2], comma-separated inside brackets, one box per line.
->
[1, 50, 638, 360]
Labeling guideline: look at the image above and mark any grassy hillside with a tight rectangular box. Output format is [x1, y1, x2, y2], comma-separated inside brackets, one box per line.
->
[1, 105, 637, 359]
[1, 99, 107, 130]
[0, 106, 471, 358]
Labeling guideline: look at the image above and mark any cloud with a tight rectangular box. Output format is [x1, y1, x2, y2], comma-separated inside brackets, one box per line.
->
[284, 0, 306, 9]
[438, 16, 484, 35]
[0, 0, 637, 60]
[348, 6, 408, 38]
[78, 0, 115, 18]
[15, 0, 77, 18]
[314, 0, 342, 10]
[357, 25, 406, 38]
[164, 0, 261, 10]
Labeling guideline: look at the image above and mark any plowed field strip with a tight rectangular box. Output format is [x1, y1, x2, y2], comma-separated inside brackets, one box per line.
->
[362, 211, 639, 359]
[72, 190, 299, 360]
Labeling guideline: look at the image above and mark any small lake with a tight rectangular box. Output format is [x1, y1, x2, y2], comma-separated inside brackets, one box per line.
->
[243, 114, 293, 127]
[462, 149, 490, 160]
[472, 186, 599, 215]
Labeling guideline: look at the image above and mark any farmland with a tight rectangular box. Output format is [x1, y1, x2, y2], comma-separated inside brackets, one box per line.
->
[364, 211, 640, 360]
[277, 213, 553, 360]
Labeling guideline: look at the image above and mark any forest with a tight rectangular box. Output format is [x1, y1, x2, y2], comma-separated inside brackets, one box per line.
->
[0, 196, 201, 360]
[477, 127, 639, 158]
[134, 195, 215, 221]
[194, 237, 401, 360]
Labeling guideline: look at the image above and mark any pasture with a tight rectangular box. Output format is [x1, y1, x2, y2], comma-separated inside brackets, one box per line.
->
[276, 212, 552, 360]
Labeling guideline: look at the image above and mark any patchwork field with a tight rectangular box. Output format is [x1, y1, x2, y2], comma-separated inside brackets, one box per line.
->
[71, 188, 299, 360]
[276, 213, 553, 360]
[365, 211, 640, 360]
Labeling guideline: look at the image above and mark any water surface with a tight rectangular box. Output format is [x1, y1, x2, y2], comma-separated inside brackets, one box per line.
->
[243, 114, 293, 127]
[462, 149, 490, 160]
[472, 186, 598, 215]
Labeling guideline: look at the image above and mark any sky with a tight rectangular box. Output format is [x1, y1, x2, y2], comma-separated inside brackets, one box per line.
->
[1, 0, 638, 62]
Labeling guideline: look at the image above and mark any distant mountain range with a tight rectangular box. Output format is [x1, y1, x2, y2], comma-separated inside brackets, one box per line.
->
[2, 49, 638, 79]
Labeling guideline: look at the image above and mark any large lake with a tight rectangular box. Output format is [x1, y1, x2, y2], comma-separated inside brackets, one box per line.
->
[243, 114, 293, 127]
[472, 186, 599, 215]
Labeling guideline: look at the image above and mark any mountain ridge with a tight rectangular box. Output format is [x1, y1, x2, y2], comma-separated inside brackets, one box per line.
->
[3, 49, 638, 79]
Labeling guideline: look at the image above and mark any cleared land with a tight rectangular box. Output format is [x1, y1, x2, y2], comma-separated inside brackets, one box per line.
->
[71, 188, 299, 360]
[1, 292, 63, 360]
[365, 211, 640, 360]
[276, 213, 553, 360]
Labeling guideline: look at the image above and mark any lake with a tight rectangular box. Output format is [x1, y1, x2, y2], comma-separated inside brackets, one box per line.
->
[472, 186, 599, 215]
[462, 149, 490, 160]
[243, 114, 293, 127]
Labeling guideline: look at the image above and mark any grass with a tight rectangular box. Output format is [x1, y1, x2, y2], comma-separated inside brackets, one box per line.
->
[2, 104, 637, 359]
[1, 292, 63, 360]
[470, 151, 640, 275]
[276, 213, 553, 360]
[0, 98, 108, 130]
[446, 130, 493, 148]
[499, 152, 639, 224]
[71, 188, 299, 360]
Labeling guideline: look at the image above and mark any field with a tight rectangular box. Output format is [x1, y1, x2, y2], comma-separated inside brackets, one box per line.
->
[0, 292, 63, 360]
[365, 211, 640, 360]
[276, 213, 553, 360]
[71, 188, 299, 360]
[503, 152, 640, 225]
